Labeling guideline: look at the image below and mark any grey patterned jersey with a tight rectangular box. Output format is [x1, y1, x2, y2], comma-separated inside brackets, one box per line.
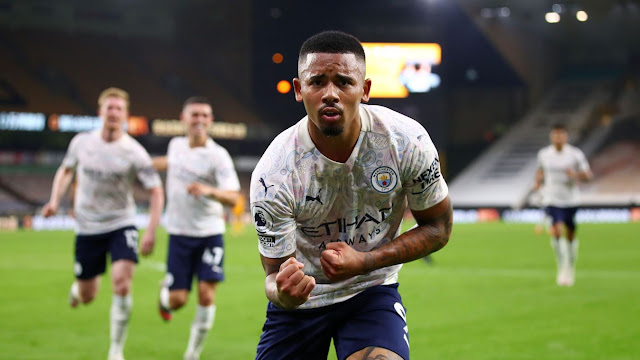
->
[165, 137, 240, 236]
[537, 144, 591, 207]
[250, 104, 448, 309]
[62, 129, 162, 235]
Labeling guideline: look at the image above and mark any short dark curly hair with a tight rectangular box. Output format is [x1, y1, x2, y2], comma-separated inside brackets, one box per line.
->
[182, 96, 212, 111]
[298, 30, 366, 64]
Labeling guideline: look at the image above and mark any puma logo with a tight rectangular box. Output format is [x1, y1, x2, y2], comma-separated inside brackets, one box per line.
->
[305, 189, 323, 205]
[259, 177, 274, 195]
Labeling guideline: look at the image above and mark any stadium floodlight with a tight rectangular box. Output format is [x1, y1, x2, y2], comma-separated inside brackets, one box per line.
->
[276, 80, 291, 94]
[545, 12, 561, 23]
[576, 10, 588, 22]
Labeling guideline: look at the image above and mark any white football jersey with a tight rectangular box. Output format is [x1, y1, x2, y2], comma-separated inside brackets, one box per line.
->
[62, 129, 162, 235]
[537, 144, 591, 207]
[165, 137, 240, 237]
[250, 104, 448, 309]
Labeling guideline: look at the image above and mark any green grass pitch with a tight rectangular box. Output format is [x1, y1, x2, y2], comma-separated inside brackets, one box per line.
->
[1, 222, 638, 359]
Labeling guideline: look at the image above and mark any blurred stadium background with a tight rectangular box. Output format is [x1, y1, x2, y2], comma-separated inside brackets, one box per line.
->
[0, 0, 639, 359]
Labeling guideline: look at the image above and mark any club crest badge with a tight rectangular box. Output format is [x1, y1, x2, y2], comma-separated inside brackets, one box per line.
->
[371, 166, 398, 193]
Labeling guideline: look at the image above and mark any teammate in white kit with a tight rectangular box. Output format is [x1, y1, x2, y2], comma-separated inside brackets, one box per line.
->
[42, 87, 164, 360]
[153, 97, 241, 360]
[250, 31, 453, 360]
[533, 123, 592, 286]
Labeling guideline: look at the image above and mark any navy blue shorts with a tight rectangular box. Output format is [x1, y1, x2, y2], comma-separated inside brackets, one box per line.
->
[546, 206, 578, 230]
[256, 283, 410, 360]
[165, 234, 225, 291]
[74, 226, 139, 279]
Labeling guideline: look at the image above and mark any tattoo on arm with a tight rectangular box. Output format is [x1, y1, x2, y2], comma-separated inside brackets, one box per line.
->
[352, 346, 404, 360]
[362, 199, 453, 273]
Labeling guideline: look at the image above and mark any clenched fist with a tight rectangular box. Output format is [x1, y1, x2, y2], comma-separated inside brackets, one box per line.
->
[320, 242, 367, 282]
[274, 258, 316, 309]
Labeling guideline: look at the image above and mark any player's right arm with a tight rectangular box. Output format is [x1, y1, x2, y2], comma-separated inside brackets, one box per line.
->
[262, 255, 316, 310]
[533, 150, 545, 190]
[43, 133, 83, 217]
[533, 168, 544, 190]
[42, 165, 74, 217]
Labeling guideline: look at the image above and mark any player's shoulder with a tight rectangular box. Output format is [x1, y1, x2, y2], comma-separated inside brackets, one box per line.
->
[71, 129, 98, 141]
[205, 137, 232, 155]
[364, 104, 422, 127]
[362, 104, 434, 154]
[121, 133, 151, 154]
[538, 145, 554, 156]
[362, 104, 429, 139]
[67, 129, 98, 149]
[168, 136, 187, 148]
[565, 144, 584, 155]
[250, 121, 302, 191]
[254, 120, 301, 170]
[269, 120, 301, 149]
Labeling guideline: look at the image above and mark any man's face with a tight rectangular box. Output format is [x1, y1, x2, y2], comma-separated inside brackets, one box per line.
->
[99, 96, 128, 131]
[550, 128, 568, 147]
[181, 103, 213, 138]
[293, 52, 371, 138]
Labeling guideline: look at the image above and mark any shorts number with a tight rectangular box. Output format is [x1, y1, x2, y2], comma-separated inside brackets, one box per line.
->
[211, 247, 224, 266]
[203, 246, 224, 267]
[394, 302, 409, 349]
[124, 229, 139, 253]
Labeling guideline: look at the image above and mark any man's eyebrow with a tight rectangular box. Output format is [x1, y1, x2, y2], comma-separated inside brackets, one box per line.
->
[308, 74, 326, 82]
[308, 74, 356, 83]
[336, 74, 356, 83]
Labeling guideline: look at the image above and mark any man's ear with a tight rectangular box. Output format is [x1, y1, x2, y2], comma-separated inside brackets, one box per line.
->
[361, 78, 372, 103]
[293, 78, 303, 103]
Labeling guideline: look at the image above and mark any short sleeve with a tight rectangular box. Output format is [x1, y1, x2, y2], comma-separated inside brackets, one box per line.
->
[214, 148, 241, 191]
[61, 133, 82, 169]
[401, 131, 448, 211]
[537, 149, 544, 170]
[250, 174, 297, 259]
[133, 145, 162, 189]
[575, 150, 590, 173]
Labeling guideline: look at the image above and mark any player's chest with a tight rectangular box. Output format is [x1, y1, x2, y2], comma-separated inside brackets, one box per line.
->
[294, 161, 401, 214]
[169, 150, 215, 181]
[78, 146, 132, 174]
[544, 153, 575, 172]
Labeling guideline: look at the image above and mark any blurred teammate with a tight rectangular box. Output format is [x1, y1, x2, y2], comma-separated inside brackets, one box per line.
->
[250, 31, 452, 360]
[153, 96, 241, 360]
[42, 87, 164, 360]
[533, 123, 592, 286]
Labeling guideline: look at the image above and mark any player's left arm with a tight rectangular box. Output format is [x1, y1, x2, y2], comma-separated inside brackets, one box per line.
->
[566, 168, 592, 182]
[566, 151, 593, 182]
[321, 195, 452, 282]
[186, 183, 241, 207]
[188, 149, 242, 207]
[140, 185, 164, 256]
[134, 147, 165, 256]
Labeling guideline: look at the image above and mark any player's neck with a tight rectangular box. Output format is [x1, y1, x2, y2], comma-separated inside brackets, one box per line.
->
[101, 127, 124, 142]
[554, 144, 564, 151]
[308, 118, 361, 163]
[188, 135, 208, 148]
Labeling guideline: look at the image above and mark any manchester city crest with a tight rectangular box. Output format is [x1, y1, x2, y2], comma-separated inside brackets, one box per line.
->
[370, 166, 398, 193]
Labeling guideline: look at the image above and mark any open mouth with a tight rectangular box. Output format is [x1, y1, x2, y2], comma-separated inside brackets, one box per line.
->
[320, 107, 341, 122]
